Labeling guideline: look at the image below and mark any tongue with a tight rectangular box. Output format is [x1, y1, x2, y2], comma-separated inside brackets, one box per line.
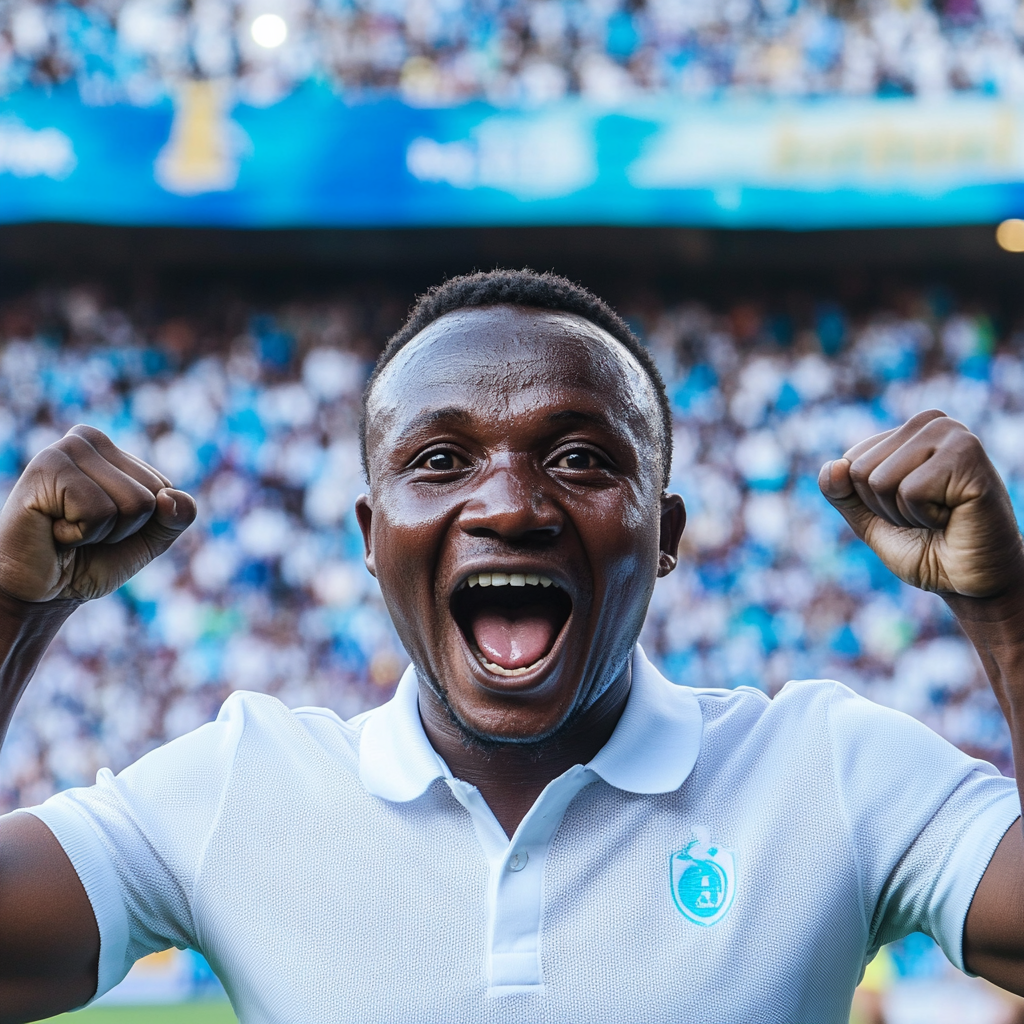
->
[470, 607, 559, 670]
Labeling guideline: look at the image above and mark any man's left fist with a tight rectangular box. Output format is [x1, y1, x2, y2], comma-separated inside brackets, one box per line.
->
[818, 409, 1024, 599]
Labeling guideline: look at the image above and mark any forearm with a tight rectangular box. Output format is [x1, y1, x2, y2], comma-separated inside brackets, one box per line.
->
[945, 586, 1024, 771]
[0, 592, 97, 1019]
[0, 589, 80, 750]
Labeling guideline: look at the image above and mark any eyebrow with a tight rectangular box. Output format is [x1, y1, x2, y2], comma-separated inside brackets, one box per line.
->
[545, 409, 616, 430]
[396, 406, 620, 441]
[401, 406, 475, 434]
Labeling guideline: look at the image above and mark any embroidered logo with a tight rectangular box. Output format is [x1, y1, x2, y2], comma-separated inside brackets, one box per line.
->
[669, 827, 736, 927]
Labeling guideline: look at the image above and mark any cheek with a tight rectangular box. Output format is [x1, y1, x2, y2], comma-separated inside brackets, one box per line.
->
[370, 484, 461, 592]
[595, 516, 660, 642]
[573, 491, 661, 578]
[368, 505, 445, 653]
[372, 494, 432, 571]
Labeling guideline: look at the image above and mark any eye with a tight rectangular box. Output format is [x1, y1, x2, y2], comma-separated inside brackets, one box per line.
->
[554, 449, 605, 470]
[416, 449, 466, 472]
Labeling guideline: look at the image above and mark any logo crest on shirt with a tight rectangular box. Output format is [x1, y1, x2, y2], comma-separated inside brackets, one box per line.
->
[669, 827, 736, 927]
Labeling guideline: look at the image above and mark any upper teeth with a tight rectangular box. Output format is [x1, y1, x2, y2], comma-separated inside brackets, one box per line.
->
[464, 573, 554, 589]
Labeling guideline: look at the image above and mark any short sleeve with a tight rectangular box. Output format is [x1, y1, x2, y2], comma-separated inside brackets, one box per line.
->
[826, 681, 1020, 973]
[22, 690, 248, 1004]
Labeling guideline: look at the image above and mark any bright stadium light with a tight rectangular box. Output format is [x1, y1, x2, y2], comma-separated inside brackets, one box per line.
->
[996, 218, 1024, 253]
[251, 13, 288, 48]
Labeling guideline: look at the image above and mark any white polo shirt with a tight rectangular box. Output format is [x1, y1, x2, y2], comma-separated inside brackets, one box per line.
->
[17, 646, 1020, 1024]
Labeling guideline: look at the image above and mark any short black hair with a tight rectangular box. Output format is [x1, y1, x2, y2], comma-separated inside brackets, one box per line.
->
[360, 268, 673, 488]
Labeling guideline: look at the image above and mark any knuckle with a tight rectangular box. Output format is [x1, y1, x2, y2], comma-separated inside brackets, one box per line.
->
[66, 423, 111, 446]
[56, 434, 92, 458]
[925, 414, 963, 434]
[27, 445, 70, 474]
[81, 486, 118, 516]
[922, 416, 972, 448]
[897, 478, 924, 502]
[848, 459, 871, 486]
[124, 489, 158, 519]
[866, 467, 887, 490]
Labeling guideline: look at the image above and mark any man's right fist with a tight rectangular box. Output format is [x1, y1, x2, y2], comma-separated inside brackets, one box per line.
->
[0, 425, 197, 604]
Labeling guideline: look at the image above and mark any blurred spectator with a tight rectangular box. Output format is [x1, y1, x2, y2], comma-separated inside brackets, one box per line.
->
[0, 276, 1021, 812]
[878, 932, 1024, 1022]
[851, 943, 894, 1024]
[3, 0, 1024, 107]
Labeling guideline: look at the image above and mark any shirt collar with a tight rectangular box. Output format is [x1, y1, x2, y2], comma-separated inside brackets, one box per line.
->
[358, 644, 704, 802]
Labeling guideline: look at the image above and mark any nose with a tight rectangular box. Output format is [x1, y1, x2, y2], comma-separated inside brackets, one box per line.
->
[458, 457, 562, 543]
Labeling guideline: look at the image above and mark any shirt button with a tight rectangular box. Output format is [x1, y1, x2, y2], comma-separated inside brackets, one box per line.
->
[507, 851, 529, 872]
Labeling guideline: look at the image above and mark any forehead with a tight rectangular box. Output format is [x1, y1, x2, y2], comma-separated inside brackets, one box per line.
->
[366, 305, 658, 452]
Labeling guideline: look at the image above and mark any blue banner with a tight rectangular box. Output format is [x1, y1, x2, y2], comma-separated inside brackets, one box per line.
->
[2, 85, 1024, 228]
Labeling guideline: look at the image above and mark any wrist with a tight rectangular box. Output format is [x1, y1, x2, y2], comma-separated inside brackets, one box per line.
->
[0, 589, 83, 745]
[944, 584, 1024, 634]
[944, 586, 1024, 708]
[0, 586, 83, 642]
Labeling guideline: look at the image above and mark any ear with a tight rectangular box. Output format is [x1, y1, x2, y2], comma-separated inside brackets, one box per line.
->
[355, 494, 376, 577]
[657, 493, 686, 578]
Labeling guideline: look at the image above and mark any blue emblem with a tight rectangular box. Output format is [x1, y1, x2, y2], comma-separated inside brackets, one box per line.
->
[669, 827, 736, 927]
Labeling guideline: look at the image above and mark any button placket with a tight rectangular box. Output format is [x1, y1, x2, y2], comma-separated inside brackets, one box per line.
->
[444, 766, 597, 996]
[487, 765, 596, 995]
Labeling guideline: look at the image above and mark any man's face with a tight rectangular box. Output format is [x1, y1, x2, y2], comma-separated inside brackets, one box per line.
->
[358, 305, 683, 744]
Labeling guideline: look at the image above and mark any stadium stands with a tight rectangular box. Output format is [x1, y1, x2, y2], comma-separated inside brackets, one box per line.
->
[2, 0, 1023, 107]
[0, 279, 1019, 813]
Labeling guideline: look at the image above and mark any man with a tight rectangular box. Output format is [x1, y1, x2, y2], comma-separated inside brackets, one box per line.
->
[1, 269, 1023, 1024]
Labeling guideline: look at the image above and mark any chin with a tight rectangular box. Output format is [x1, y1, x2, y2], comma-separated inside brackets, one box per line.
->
[443, 693, 581, 750]
[428, 655, 614, 752]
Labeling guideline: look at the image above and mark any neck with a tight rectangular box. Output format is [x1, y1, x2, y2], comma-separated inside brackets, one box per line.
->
[418, 664, 631, 838]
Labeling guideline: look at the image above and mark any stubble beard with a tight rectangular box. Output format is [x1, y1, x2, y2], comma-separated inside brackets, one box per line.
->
[414, 652, 628, 757]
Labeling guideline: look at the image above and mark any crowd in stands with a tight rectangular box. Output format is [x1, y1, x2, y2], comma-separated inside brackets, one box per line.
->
[2, 0, 1024, 107]
[0, 276, 1019, 812]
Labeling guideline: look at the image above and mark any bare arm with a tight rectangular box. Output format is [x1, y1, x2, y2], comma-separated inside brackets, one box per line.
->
[0, 813, 99, 1021]
[818, 410, 1024, 989]
[0, 426, 194, 1023]
[953, 594, 1024, 989]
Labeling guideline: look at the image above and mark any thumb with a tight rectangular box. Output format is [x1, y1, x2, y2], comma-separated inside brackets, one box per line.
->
[134, 488, 198, 556]
[818, 459, 875, 541]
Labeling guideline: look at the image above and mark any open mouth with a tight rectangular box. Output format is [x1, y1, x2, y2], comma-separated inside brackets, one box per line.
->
[450, 572, 573, 677]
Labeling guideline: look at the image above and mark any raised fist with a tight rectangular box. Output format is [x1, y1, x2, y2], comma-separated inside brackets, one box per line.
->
[0, 425, 196, 604]
[818, 410, 1024, 600]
